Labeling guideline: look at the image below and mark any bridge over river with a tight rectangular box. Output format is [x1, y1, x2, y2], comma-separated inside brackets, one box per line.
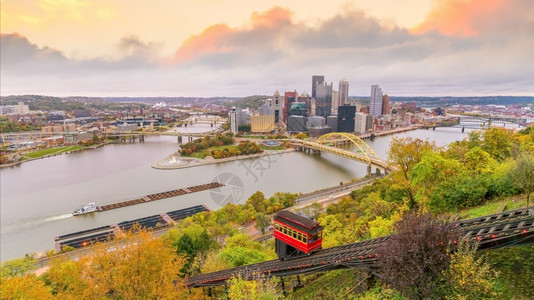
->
[291, 132, 395, 174]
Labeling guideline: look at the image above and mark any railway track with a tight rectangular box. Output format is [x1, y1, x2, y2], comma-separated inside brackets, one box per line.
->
[186, 207, 534, 287]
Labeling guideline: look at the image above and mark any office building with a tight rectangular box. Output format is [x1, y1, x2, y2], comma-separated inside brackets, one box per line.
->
[327, 115, 338, 132]
[382, 94, 390, 115]
[312, 75, 324, 99]
[316, 81, 332, 118]
[288, 102, 307, 117]
[283, 91, 298, 123]
[366, 114, 374, 131]
[307, 115, 326, 128]
[272, 90, 283, 124]
[331, 90, 339, 114]
[307, 126, 332, 137]
[354, 113, 367, 134]
[369, 85, 383, 117]
[309, 99, 317, 116]
[287, 116, 307, 133]
[337, 105, 356, 133]
[251, 115, 275, 133]
[229, 108, 238, 133]
[339, 80, 349, 107]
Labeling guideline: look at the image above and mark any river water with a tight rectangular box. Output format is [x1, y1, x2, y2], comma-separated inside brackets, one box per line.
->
[0, 125, 471, 261]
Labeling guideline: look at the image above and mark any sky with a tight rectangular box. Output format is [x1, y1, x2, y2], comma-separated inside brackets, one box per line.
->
[1, 0, 533, 97]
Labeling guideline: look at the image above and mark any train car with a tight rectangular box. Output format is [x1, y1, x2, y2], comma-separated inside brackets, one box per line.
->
[273, 210, 323, 260]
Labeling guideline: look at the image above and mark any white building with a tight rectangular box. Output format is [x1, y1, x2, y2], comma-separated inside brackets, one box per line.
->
[354, 113, 367, 134]
[0, 102, 30, 115]
[369, 85, 383, 117]
[331, 90, 339, 115]
[229, 108, 238, 133]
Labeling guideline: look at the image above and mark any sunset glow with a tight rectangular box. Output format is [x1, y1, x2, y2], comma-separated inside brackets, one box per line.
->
[1, 0, 533, 96]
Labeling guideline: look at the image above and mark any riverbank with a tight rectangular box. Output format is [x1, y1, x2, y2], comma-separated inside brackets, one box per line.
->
[0, 142, 114, 169]
[151, 148, 295, 170]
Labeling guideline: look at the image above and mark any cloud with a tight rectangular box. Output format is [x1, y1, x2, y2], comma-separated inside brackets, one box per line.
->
[410, 0, 534, 37]
[2, 5, 534, 97]
[0, 33, 69, 72]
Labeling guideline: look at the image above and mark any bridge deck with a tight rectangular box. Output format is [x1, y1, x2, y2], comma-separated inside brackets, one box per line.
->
[186, 207, 534, 287]
[292, 139, 394, 172]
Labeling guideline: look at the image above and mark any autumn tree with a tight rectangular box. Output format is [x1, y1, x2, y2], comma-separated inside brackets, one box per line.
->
[442, 241, 502, 299]
[481, 127, 517, 161]
[74, 227, 190, 299]
[376, 211, 461, 299]
[247, 191, 266, 212]
[0, 275, 53, 299]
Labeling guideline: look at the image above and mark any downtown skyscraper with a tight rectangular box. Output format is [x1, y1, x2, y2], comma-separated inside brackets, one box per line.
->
[338, 79, 349, 106]
[369, 85, 383, 117]
[311, 75, 325, 99]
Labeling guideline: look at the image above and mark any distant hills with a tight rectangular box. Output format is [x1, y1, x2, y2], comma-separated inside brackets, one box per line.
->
[2, 95, 533, 110]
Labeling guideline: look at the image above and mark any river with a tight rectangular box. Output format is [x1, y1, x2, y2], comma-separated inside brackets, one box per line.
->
[0, 125, 471, 261]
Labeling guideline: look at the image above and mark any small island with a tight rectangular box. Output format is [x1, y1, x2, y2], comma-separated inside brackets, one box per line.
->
[152, 133, 293, 169]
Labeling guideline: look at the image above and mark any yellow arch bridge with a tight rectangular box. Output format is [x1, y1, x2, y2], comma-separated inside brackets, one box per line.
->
[291, 132, 396, 174]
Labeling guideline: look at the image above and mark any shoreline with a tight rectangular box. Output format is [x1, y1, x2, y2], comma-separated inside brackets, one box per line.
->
[151, 148, 296, 170]
[0, 141, 115, 169]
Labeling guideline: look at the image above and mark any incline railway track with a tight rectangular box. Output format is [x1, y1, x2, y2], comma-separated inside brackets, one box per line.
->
[186, 207, 534, 287]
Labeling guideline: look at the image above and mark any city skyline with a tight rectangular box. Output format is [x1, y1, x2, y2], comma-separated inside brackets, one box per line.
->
[1, 0, 533, 97]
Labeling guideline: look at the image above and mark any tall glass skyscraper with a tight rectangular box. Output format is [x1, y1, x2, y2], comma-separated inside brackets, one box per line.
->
[369, 85, 383, 117]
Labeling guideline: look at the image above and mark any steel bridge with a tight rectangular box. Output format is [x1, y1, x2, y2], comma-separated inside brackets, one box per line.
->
[291, 132, 394, 173]
[458, 115, 526, 124]
[186, 206, 534, 288]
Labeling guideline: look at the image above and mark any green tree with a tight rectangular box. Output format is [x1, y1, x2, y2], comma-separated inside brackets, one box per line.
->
[388, 137, 439, 181]
[0, 256, 36, 278]
[388, 137, 438, 209]
[510, 152, 534, 207]
[254, 212, 271, 235]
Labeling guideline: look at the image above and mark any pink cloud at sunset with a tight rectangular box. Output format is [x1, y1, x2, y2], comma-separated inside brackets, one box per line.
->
[174, 24, 234, 62]
[173, 7, 293, 62]
[410, 0, 504, 37]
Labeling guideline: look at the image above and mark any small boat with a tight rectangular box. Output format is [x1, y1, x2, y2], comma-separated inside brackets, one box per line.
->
[73, 203, 99, 216]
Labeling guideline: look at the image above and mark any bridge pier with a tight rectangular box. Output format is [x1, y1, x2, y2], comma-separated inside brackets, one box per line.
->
[139, 135, 144, 142]
[367, 165, 372, 176]
[177, 135, 182, 143]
